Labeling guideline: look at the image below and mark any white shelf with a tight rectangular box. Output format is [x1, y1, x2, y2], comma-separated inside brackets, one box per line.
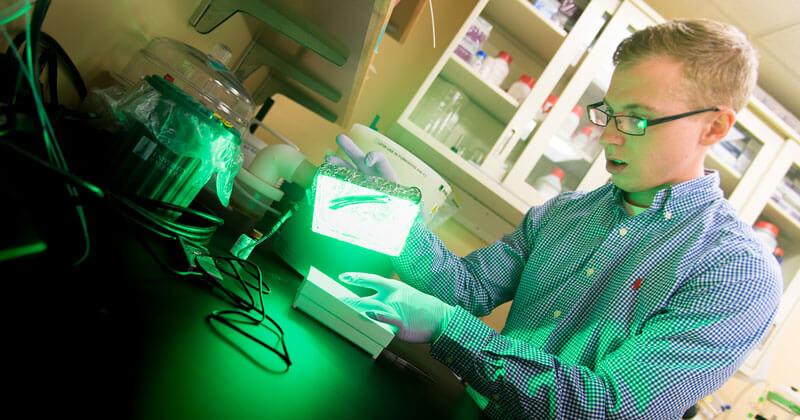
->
[389, 119, 530, 224]
[441, 55, 519, 123]
[543, 134, 593, 163]
[483, 0, 567, 61]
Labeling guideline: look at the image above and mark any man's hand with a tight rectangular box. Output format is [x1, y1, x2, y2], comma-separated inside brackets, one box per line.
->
[325, 134, 399, 182]
[339, 272, 454, 343]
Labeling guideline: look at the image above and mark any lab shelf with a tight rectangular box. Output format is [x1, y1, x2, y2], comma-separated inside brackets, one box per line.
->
[483, 0, 567, 61]
[762, 200, 800, 247]
[389, 119, 531, 224]
[441, 55, 519, 124]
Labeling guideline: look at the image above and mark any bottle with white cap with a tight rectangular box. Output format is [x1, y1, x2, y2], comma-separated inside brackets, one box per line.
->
[506, 74, 536, 103]
[533, 167, 565, 200]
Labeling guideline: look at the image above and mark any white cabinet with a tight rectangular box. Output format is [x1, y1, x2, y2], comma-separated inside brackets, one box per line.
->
[737, 139, 800, 379]
[501, 0, 652, 202]
[388, 0, 623, 226]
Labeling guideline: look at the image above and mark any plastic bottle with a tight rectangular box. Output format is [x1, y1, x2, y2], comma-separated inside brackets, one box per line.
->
[773, 246, 784, 265]
[533, 167, 564, 200]
[753, 220, 779, 253]
[484, 51, 512, 87]
[517, 94, 559, 141]
[506, 74, 536, 103]
[541, 94, 558, 115]
[471, 50, 487, 71]
[572, 125, 595, 152]
[558, 105, 584, 139]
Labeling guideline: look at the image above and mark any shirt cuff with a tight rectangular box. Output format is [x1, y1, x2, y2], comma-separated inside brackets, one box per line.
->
[430, 306, 497, 388]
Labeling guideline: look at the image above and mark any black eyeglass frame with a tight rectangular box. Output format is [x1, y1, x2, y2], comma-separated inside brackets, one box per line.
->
[586, 101, 721, 136]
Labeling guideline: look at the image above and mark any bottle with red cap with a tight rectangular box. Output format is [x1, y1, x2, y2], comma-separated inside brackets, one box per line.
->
[507, 74, 536, 103]
[753, 220, 779, 254]
[533, 167, 565, 200]
[572, 125, 596, 154]
[483, 51, 512, 87]
[773, 246, 784, 265]
[558, 104, 585, 139]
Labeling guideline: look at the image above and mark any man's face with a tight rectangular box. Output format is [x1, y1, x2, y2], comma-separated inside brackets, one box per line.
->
[600, 55, 717, 203]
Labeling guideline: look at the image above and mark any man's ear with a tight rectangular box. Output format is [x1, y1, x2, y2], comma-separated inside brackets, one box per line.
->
[700, 108, 736, 146]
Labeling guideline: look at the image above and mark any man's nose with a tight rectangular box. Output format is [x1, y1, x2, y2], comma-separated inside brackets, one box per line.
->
[599, 123, 624, 147]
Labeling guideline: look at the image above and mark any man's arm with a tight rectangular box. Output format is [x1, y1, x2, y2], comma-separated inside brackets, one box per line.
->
[431, 250, 782, 419]
[392, 195, 564, 317]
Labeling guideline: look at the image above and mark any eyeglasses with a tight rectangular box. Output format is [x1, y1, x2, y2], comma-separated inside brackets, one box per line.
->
[586, 101, 720, 136]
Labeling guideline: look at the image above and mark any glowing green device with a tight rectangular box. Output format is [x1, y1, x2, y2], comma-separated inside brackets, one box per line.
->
[310, 163, 421, 256]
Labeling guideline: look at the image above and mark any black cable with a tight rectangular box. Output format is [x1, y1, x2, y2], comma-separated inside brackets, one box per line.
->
[28, 0, 49, 91]
[209, 309, 291, 368]
[214, 256, 271, 295]
[10, 29, 88, 105]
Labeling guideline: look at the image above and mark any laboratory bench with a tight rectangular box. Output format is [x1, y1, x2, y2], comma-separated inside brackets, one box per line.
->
[3, 194, 482, 420]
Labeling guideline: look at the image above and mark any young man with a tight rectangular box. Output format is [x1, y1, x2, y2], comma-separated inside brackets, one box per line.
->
[336, 19, 782, 419]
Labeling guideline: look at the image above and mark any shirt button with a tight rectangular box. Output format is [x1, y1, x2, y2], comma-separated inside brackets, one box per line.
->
[553, 310, 562, 318]
[619, 227, 628, 236]
[586, 267, 595, 276]
[445, 356, 454, 364]
[664, 211, 673, 220]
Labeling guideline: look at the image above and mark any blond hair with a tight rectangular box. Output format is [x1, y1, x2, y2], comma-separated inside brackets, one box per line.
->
[613, 19, 758, 111]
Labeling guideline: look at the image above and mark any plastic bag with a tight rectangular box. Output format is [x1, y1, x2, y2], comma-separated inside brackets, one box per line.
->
[113, 75, 242, 206]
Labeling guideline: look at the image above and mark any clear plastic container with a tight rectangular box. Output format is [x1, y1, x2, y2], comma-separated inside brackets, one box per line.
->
[533, 0, 562, 21]
[484, 51, 512, 87]
[533, 167, 564, 200]
[409, 79, 467, 142]
[507, 74, 536, 103]
[120, 37, 254, 135]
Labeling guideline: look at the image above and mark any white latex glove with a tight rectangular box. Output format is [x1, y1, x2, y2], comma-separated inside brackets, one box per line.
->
[339, 272, 454, 343]
[325, 134, 399, 182]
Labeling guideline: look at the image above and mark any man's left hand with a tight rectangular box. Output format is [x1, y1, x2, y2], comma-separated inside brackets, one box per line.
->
[339, 272, 454, 343]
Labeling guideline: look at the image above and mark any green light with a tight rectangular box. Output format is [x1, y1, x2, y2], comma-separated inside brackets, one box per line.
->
[311, 174, 419, 256]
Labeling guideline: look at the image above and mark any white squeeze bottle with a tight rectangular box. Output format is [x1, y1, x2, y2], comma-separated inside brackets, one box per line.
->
[485, 51, 512, 87]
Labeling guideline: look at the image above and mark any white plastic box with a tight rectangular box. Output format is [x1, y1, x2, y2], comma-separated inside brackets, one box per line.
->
[293, 267, 396, 359]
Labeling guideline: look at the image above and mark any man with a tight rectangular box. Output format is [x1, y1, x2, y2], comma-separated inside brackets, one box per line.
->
[335, 19, 782, 419]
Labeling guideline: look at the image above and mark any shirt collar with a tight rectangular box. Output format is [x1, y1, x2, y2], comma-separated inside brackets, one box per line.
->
[611, 170, 723, 214]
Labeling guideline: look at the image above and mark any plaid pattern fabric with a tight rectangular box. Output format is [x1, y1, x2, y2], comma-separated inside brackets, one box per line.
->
[393, 171, 782, 419]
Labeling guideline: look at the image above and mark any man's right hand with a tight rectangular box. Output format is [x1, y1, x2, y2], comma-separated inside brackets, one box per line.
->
[325, 134, 399, 182]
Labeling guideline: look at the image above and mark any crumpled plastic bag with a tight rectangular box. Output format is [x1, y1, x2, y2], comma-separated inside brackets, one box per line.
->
[114, 75, 242, 206]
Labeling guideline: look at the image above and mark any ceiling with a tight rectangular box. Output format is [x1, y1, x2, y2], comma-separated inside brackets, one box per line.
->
[646, 0, 800, 133]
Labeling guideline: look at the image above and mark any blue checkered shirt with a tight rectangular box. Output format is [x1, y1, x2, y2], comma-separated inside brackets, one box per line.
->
[393, 171, 782, 419]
